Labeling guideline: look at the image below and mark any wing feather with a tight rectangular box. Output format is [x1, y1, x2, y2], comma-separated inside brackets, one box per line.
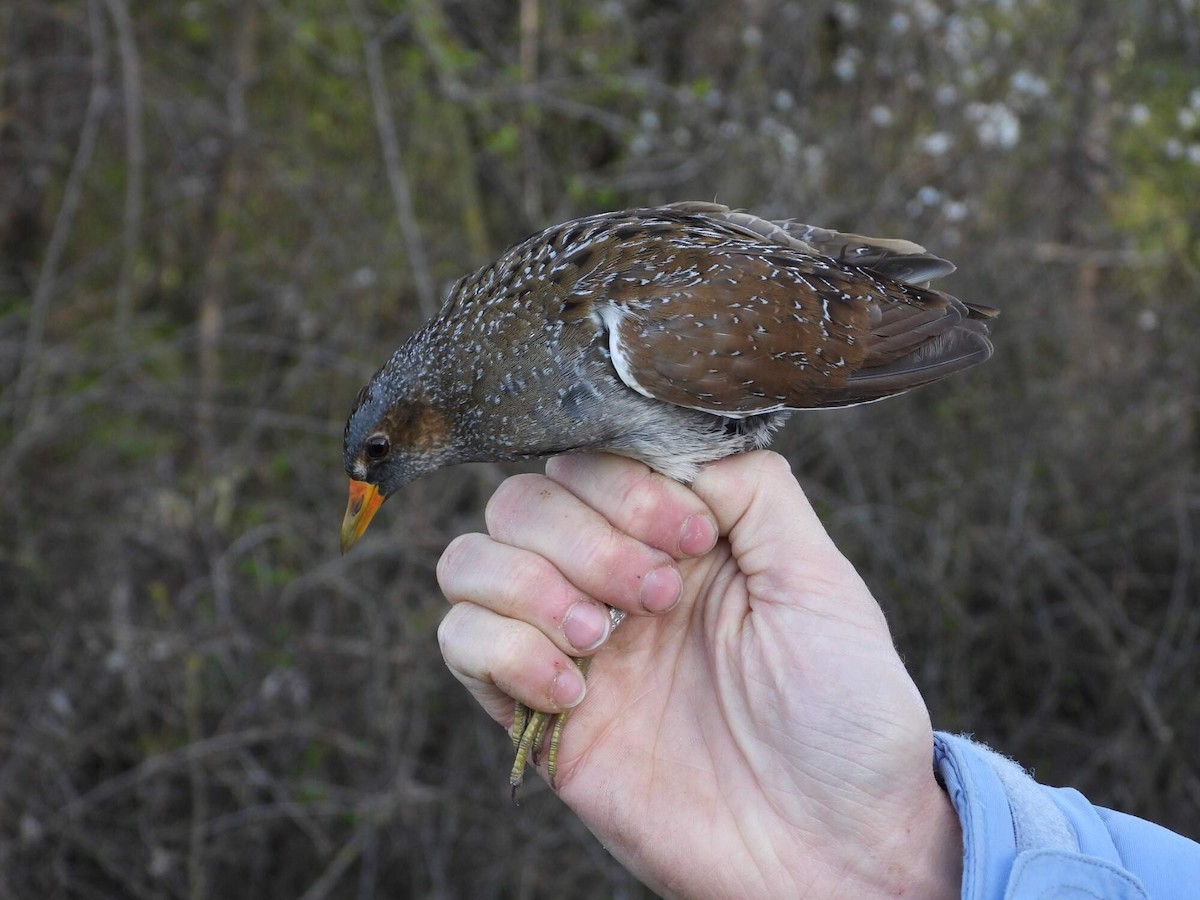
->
[551, 204, 994, 415]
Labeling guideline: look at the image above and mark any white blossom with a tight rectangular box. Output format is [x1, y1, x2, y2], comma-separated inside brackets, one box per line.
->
[916, 185, 943, 206]
[1010, 70, 1049, 99]
[919, 132, 953, 156]
[968, 102, 1021, 149]
[869, 105, 894, 127]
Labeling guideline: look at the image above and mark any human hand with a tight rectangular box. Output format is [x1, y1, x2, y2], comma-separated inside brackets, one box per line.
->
[436, 451, 962, 899]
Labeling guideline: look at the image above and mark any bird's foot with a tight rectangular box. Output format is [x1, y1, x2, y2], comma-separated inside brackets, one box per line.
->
[508, 608, 623, 802]
[509, 656, 592, 802]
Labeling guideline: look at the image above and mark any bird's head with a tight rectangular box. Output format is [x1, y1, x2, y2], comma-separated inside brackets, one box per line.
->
[339, 373, 455, 553]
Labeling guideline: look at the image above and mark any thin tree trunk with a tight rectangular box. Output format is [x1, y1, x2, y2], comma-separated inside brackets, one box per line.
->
[13, 0, 109, 427]
[196, 1, 258, 477]
[104, 0, 143, 357]
[353, 0, 437, 319]
[519, 0, 543, 223]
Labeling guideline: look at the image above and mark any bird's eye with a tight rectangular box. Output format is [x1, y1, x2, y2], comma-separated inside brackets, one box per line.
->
[365, 434, 390, 461]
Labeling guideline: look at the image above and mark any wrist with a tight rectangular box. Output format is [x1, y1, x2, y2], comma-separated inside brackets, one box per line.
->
[840, 772, 963, 900]
[896, 774, 963, 899]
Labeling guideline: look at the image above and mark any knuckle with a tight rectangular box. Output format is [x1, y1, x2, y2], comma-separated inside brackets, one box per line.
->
[573, 527, 658, 604]
[436, 533, 482, 594]
[753, 449, 793, 479]
[542, 454, 573, 481]
[436, 605, 466, 657]
[503, 554, 561, 612]
[483, 473, 544, 536]
[574, 521, 624, 573]
[618, 470, 672, 534]
[490, 629, 546, 697]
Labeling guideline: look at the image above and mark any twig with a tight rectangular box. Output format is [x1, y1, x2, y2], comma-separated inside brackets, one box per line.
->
[196, 1, 259, 477]
[1031, 242, 1163, 268]
[60, 726, 319, 822]
[186, 654, 209, 900]
[297, 827, 367, 900]
[351, 0, 437, 318]
[102, 0, 143, 356]
[295, 783, 418, 900]
[519, 0, 543, 222]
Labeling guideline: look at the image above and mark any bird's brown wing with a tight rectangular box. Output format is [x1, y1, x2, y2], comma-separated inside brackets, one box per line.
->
[595, 247, 991, 416]
[661, 201, 959, 286]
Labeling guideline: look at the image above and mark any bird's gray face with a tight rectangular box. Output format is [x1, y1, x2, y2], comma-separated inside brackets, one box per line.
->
[339, 381, 453, 552]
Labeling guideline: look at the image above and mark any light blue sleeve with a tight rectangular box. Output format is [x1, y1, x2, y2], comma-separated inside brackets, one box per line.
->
[934, 732, 1200, 899]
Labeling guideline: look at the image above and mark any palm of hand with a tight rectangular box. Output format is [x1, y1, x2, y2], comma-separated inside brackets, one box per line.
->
[553, 468, 939, 896]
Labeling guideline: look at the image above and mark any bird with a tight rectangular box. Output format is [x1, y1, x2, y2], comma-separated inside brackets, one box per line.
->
[339, 201, 996, 795]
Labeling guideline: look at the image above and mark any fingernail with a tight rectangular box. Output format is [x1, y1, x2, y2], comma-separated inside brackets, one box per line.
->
[679, 514, 718, 556]
[640, 565, 682, 614]
[552, 669, 586, 708]
[563, 601, 610, 652]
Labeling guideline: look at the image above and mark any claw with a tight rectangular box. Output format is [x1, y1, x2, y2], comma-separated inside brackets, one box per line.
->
[509, 707, 553, 801]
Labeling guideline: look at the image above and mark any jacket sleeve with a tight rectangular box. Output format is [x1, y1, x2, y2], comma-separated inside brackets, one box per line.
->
[934, 732, 1200, 899]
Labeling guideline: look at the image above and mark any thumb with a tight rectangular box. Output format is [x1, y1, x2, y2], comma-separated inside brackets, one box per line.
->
[690, 451, 880, 623]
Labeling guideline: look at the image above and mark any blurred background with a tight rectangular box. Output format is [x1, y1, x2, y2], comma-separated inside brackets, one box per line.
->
[2, 0, 1198, 897]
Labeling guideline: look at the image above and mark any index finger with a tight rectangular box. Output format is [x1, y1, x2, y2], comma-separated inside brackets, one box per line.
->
[544, 453, 719, 559]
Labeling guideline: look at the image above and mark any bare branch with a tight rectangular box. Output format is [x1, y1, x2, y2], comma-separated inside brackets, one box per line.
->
[196, 0, 259, 476]
[103, 0, 144, 356]
[351, 0, 437, 318]
[519, 0, 543, 222]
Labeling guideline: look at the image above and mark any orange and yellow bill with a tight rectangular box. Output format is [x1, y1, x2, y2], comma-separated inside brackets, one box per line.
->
[340, 479, 385, 553]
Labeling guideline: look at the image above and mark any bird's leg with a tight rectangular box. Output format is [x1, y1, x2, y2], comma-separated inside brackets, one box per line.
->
[509, 608, 625, 801]
[510, 703, 527, 750]
[509, 656, 589, 800]
[546, 656, 592, 775]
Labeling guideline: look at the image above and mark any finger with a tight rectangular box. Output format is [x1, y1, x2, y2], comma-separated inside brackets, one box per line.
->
[437, 532, 614, 655]
[484, 473, 683, 616]
[690, 451, 875, 618]
[545, 453, 719, 558]
[437, 601, 587, 724]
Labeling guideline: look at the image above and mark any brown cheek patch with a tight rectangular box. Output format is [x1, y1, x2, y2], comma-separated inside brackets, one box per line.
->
[383, 402, 450, 450]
